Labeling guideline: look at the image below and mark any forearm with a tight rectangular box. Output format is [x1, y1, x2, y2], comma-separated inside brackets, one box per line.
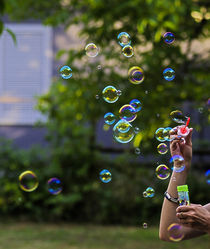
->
[159, 163, 189, 241]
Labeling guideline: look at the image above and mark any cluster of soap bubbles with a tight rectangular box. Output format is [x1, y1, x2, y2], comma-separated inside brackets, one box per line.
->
[143, 187, 155, 198]
[117, 32, 134, 58]
[155, 127, 173, 142]
[19, 171, 62, 195]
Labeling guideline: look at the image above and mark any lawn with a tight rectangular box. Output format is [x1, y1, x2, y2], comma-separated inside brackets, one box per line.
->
[0, 223, 209, 249]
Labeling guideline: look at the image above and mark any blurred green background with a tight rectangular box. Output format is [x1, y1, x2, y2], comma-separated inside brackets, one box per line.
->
[0, 0, 209, 248]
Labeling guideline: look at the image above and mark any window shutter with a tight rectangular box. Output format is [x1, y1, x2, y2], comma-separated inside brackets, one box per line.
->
[0, 24, 52, 125]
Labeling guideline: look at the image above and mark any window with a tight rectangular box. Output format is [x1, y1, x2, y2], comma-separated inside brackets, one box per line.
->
[0, 24, 52, 125]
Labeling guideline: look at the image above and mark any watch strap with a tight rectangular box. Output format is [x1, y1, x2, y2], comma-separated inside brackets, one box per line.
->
[164, 191, 179, 204]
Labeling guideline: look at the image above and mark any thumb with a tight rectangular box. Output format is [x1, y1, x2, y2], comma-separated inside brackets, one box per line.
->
[185, 128, 193, 145]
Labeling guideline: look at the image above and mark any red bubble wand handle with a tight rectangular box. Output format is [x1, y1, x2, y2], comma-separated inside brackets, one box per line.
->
[181, 117, 190, 134]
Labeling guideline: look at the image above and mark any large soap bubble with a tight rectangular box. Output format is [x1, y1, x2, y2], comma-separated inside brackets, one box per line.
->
[59, 65, 72, 79]
[47, 178, 62, 195]
[170, 110, 188, 124]
[19, 171, 39, 192]
[130, 99, 142, 112]
[104, 112, 116, 125]
[113, 119, 135, 143]
[163, 68, 175, 81]
[119, 104, 137, 122]
[122, 45, 134, 58]
[157, 143, 168, 154]
[102, 86, 120, 103]
[167, 223, 184, 242]
[128, 66, 144, 84]
[163, 32, 175, 44]
[155, 128, 166, 142]
[85, 43, 99, 57]
[156, 165, 171, 180]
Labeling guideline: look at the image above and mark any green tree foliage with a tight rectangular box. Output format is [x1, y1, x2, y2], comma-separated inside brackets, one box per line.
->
[1, 0, 209, 223]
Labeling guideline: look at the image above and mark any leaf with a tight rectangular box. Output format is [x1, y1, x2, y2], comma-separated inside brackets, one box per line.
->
[5, 28, 17, 45]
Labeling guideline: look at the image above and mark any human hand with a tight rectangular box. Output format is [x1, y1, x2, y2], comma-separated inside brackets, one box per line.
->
[170, 127, 193, 169]
[176, 204, 210, 233]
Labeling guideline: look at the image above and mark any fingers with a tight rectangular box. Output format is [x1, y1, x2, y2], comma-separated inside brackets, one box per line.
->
[176, 204, 202, 213]
[185, 128, 193, 145]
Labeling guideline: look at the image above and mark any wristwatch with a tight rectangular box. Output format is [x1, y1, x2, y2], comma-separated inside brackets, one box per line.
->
[164, 191, 179, 204]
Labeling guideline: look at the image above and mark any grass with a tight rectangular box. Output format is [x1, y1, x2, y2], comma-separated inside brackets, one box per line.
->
[0, 223, 209, 249]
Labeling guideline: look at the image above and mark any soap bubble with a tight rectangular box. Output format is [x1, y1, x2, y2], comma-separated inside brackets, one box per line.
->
[119, 104, 137, 122]
[100, 169, 112, 183]
[143, 223, 148, 229]
[97, 65, 102, 70]
[156, 164, 171, 180]
[122, 45, 134, 58]
[19, 171, 39, 192]
[143, 191, 148, 197]
[95, 95, 99, 99]
[85, 43, 99, 57]
[163, 127, 173, 141]
[155, 128, 166, 142]
[128, 66, 144, 85]
[59, 65, 72, 79]
[134, 127, 140, 133]
[146, 187, 155, 197]
[117, 32, 131, 47]
[104, 112, 116, 125]
[163, 32, 175, 44]
[145, 90, 148, 94]
[130, 99, 142, 112]
[157, 143, 168, 154]
[135, 148, 141, 154]
[167, 223, 184, 242]
[205, 170, 210, 184]
[163, 68, 175, 81]
[102, 86, 119, 103]
[113, 119, 135, 143]
[47, 178, 62, 195]
[170, 110, 188, 124]
[157, 113, 160, 118]
[170, 155, 185, 173]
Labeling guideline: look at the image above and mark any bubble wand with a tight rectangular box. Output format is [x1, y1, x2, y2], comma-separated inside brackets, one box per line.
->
[180, 117, 190, 134]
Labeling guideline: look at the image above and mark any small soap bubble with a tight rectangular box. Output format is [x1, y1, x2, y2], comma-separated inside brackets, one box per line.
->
[113, 119, 135, 143]
[163, 32, 175, 44]
[198, 107, 203, 113]
[59, 65, 72, 79]
[135, 148, 141, 154]
[170, 155, 185, 173]
[117, 90, 122, 96]
[143, 223, 148, 229]
[128, 66, 144, 85]
[163, 127, 173, 141]
[19, 171, 39, 192]
[145, 90, 148, 94]
[104, 112, 116, 125]
[100, 169, 112, 183]
[163, 68, 175, 81]
[146, 187, 155, 198]
[156, 164, 171, 180]
[95, 94, 100, 99]
[97, 65, 102, 70]
[85, 43, 99, 57]
[156, 113, 160, 118]
[130, 99, 142, 113]
[119, 104, 137, 122]
[102, 86, 119, 103]
[47, 178, 62, 195]
[155, 128, 166, 142]
[157, 143, 168, 154]
[170, 110, 188, 124]
[134, 127, 140, 133]
[117, 32, 131, 47]
[205, 170, 210, 184]
[122, 45, 134, 58]
[143, 191, 148, 197]
[167, 223, 184, 242]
